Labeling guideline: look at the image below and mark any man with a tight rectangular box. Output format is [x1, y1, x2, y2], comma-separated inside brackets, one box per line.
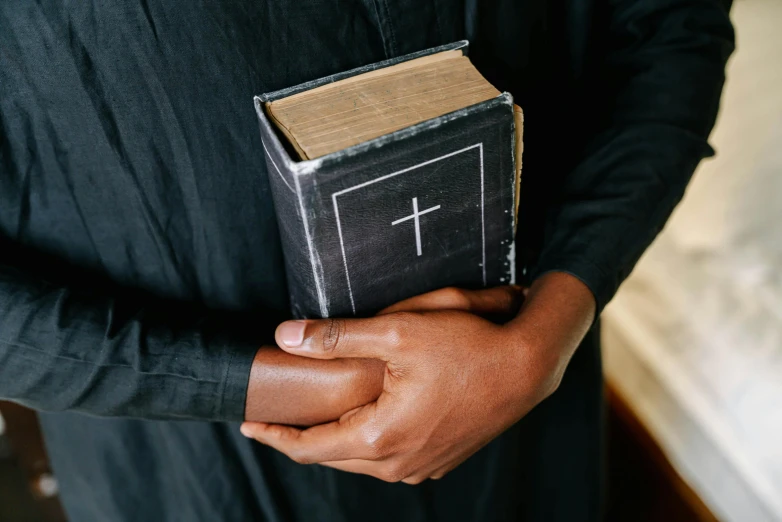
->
[0, 1, 733, 521]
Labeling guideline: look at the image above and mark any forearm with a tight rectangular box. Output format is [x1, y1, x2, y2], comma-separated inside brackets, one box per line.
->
[0, 266, 257, 420]
[245, 347, 385, 425]
[505, 272, 595, 393]
[534, 0, 733, 315]
[0, 258, 386, 424]
[0, 238, 273, 421]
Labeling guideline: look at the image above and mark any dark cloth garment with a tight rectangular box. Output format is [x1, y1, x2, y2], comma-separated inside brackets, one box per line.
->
[38, 326, 603, 522]
[0, 1, 732, 521]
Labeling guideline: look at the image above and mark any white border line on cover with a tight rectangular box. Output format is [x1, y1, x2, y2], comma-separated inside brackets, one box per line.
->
[262, 138, 295, 192]
[332, 143, 486, 315]
[295, 175, 329, 317]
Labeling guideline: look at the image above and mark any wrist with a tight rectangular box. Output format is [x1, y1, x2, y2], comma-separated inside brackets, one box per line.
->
[512, 271, 595, 341]
[502, 272, 596, 397]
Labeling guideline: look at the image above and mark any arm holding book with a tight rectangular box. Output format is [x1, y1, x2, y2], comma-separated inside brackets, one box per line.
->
[531, 0, 734, 315]
[0, 237, 527, 426]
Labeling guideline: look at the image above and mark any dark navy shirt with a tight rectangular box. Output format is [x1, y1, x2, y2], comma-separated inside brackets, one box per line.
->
[0, 1, 733, 520]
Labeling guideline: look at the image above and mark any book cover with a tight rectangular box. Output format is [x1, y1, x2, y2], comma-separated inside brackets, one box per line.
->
[255, 41, 521, 319]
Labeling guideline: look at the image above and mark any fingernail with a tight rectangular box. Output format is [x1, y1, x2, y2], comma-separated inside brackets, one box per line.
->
[240, 424, 253, 438]
[277, 320, 307, 347]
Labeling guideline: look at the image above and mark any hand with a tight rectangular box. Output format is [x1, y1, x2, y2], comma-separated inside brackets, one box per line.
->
[241, 273, 595, 484]
[244, 285, 524, 426]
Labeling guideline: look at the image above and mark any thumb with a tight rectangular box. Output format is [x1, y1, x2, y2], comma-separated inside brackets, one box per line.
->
[379, 285, 525, 317]
[275, 317, 396, 361]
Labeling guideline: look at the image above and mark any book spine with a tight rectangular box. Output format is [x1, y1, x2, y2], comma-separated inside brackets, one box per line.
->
[256, 102, 328, 319]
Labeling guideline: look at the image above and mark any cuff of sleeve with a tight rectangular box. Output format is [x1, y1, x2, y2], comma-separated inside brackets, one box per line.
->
[531, 255, 615, 324]
[217, 342, 258, 422]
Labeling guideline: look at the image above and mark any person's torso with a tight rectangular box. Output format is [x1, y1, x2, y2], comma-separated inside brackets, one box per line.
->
[0, 0, 591, 312]
[1, 4, 607, 521]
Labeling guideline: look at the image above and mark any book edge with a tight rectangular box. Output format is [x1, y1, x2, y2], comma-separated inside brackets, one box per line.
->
[258, 40, 470, 104]
[264, 100, 309, 160]
[273, 93, 514, 177]
[306, 91, 513, 166]
[513, 105, 524, 234]
[266, 50, 472, 160]
[269, 50, 464, 113]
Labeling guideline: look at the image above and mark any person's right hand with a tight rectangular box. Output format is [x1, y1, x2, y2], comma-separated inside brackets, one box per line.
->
[244, 285, 523, 427]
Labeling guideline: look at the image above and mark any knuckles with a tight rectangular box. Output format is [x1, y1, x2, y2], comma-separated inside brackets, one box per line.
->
[381, 313, 415, 349]
[320, 318, 346, 354]
[359, 425, 393, 459]
[316, 313, 416, 354]
[377, 462, 411, 483]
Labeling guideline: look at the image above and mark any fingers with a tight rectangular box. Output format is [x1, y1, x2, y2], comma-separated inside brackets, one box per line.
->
[275, 286, 525, 360]
[275, 315, 409, 360]
[429, 461, 458, 480]
[401, 455, 466, 484]
[458, 285, 524, 316]
[244, 415, 412, 482]
[243, 415, 467, 484]
[379, 286, 525, 317]
[244, 418, 413, 482]
[241, 402, 388, 465]
[320, 457, 456, 484]
[241, 419, 368, 464]
[321, 459, 453, 484]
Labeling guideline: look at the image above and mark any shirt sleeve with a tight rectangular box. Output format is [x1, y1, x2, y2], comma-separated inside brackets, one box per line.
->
[0, 240, 263, 422]
[533, 0, 735, 315]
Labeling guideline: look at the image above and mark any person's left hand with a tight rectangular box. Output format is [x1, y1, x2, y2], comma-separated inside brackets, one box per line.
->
[240, 274, 593, 484]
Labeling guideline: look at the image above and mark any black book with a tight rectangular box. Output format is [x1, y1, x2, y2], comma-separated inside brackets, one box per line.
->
[255, 41, 523, 319]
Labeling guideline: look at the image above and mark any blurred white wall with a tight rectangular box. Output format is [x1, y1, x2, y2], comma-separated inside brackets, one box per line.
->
[669, 0, 782, 252]
[602, 0, 782, 520]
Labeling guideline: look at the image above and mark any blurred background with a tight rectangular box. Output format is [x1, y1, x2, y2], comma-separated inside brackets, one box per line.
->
[603, 0, 782, 519]
[1, 0, 780, 520]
